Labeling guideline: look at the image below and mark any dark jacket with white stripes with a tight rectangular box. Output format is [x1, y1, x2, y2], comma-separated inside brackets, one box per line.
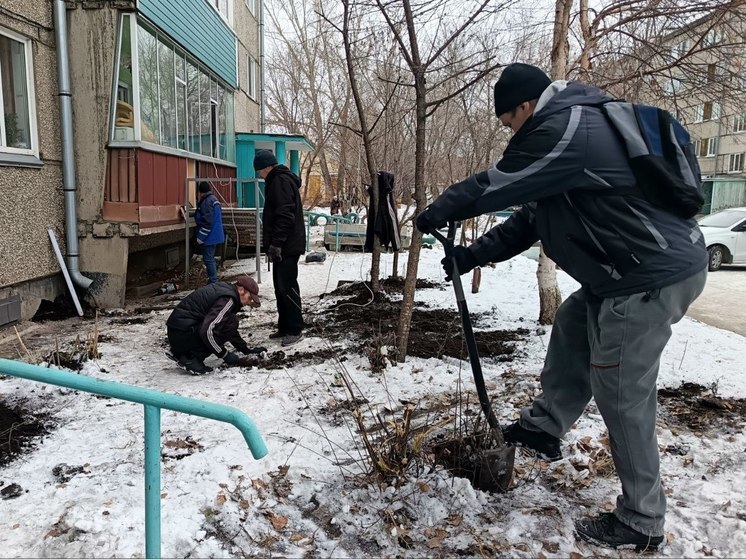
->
[425, 81, 708, 297]
[166, 282, 249, 358]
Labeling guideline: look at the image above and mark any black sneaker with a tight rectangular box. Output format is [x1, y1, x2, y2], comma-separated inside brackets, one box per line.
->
[575, 513, 663, 551]
[281, 333, 304, 346]
[269, 331, 286, 339]
[177, 356, 212, 375]
[502, 421, 562, 461]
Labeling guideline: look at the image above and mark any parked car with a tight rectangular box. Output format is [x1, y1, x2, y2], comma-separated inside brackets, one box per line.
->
[698, 207, 746, 271]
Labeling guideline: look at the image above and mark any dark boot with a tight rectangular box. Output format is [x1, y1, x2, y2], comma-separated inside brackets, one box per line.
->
[502, 421, 562, 461]
[177, 356, 212, 375]
[269, 331, 286, 339]
[575, 513, 663, 551]
[281, 333, 304, 347]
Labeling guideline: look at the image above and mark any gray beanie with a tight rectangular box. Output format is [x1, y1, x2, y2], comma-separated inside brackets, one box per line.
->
[253, 149, 278, 171]
[493, 63, 551, 117]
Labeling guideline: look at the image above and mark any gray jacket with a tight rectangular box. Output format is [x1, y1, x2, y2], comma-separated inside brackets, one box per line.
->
[426, 81, 708, 297]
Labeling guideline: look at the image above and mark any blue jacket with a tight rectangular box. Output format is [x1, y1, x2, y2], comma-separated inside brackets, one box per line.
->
[195, 192, 225, 246]
[424, 81, 708, 297]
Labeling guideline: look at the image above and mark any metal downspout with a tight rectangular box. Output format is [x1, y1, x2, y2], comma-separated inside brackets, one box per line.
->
[259, 0, 265, 132]
[53, 0, 93, 290]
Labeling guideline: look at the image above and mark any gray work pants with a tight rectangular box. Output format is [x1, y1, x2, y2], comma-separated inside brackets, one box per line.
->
[520, 267, 707, 536]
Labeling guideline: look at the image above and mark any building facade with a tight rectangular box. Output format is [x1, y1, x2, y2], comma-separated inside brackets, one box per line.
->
[0, 0, 263, 323]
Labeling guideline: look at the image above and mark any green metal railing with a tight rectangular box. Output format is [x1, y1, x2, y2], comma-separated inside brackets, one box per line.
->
[0, 358, 267, 558]
[304, 211, 355, 252]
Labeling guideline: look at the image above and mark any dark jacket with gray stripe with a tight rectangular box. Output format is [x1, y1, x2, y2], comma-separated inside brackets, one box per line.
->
[425, 81, 708, 297]
[166, 282, 249, 358]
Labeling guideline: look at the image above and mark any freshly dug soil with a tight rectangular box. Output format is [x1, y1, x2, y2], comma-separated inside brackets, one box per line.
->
[658, 382, 746, 432]
[0, 401, 48, 466]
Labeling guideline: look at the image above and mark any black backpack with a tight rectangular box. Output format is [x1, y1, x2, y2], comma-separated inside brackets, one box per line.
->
[602, 102, 705, 219]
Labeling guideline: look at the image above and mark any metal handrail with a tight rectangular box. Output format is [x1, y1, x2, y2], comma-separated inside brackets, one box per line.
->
[0, 358, 267, 558]
[304, 211, 353, 252]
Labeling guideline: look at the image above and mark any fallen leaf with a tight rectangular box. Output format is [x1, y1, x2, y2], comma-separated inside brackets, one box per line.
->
[665, 532, 675, 543]
[446, 514, 462, 526]
[239, 499, 250, 510]
[216, 494, 227, 506]
[570, 552, 584, 559]
[426, 537, 445, 549]
[11, 524, 19, 529]
[514, 543, 530, 551]
[268, 512, 288, 531]
[290, 533, 305, 542]
[161, 493, 168, 499]
[416, 481, 431, 492]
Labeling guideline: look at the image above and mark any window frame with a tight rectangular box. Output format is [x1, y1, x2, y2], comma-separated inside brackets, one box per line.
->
[0, 25, 39, 158]
[246, 54, 257, 100]
[735, 114, 746, 133]
[705, 137, 718, 157]
[245, 0, 256, 17]
[108, 15, 236, 164]
[728, 153, 744, 173]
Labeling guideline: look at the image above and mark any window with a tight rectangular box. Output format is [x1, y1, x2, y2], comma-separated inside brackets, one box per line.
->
[113, 18, 235, 162]
[671, 39, 690, 59]
[663, 77, 683, 95]
[702, 101, 720, 121]
[728, 153, 744, 173]
[705, 27, 725, 46]
[694, 104, 704, 123]
[707, 63, 726, 83]
[246, 55, 257, 99]
[734, 114, 746, 133]
[0, 26, 37, 155]
[706, 137, 718, 157]
[207, 0, 232, 24]
[245, 0, 256, 16]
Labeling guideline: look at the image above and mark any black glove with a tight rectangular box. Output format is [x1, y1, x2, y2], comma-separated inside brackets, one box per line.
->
[244, 346, 267, 355]
[442, 245, 479, 282]
[223, 351, 240, 366]
[415, 209, 439, 234]
[268, 245, 282, 263]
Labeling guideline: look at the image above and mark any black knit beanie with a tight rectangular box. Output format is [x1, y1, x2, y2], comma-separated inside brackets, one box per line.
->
[493, 63, 551, 117]
[198, 181, 211, 193]
[253, 149, 278, 171]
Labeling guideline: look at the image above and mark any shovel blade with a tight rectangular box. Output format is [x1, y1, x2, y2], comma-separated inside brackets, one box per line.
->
[478, 445, 516, 493]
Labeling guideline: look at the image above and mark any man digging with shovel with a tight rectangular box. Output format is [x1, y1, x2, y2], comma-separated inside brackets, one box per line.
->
[416, 63, 707, 551]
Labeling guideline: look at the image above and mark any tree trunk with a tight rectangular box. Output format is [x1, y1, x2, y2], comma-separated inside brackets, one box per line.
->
[535, 0, 574, 324]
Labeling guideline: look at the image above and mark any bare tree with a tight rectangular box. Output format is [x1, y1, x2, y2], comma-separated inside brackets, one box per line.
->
[366, 0, 517, 361]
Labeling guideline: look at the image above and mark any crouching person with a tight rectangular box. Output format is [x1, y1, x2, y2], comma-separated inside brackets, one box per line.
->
[166, 276, 267, 374]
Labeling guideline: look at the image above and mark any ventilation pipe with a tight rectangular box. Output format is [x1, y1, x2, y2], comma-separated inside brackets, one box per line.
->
[52, 0, 93, 290]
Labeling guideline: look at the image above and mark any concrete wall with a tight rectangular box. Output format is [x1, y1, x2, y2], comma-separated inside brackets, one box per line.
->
[0, 3, 66, 318]
[234, 0, 261, 134]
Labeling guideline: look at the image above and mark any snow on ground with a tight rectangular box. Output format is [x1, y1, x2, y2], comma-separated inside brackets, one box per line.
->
[0, 228, 745, 558]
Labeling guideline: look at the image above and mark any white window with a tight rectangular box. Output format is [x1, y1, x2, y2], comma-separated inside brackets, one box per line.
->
[701, 101, 720, 121]
[706, 137, 718, 157]
[728, 153, 744, 173]
[247, 55, 257, 100]
[671, 39, 690, 59]
[735, 114, 746, 133]
[663, 77, 683, 95]
[0, 26, 38, 156]
[206, 0, 233, 25]
[705, 27, 725, 46]
[245, 0, 256, 17]
[694, 104, 704, 123]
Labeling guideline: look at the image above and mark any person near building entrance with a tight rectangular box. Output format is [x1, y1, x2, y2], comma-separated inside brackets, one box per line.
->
[254, 149, 306, 346]
[415, 63, 708, 551]
[194, 181, 225, 284]
[166, 277, 266, 374]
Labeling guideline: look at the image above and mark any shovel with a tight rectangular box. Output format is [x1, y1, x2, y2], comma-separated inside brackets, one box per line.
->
[430, 222, 515, 492]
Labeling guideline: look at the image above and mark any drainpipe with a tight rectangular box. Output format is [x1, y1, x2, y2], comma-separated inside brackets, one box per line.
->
[53, 0, 93, 290]
[259, 0, 265, 132]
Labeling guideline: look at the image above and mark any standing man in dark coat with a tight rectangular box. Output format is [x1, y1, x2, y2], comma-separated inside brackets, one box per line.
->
[254, 149, 306, 346]
[166, 276, 266, 374]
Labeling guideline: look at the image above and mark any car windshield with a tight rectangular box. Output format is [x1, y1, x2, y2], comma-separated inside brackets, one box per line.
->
[698, 210, 746, 228]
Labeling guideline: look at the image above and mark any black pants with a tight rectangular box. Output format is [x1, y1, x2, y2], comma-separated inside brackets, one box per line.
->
[167, 327, 210, 361]
[272, 254, 304, 335]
